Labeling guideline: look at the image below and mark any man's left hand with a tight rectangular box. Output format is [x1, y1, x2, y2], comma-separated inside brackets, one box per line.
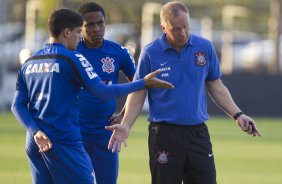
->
[236, 114, 262, 137]
[108, 114, 123, 126]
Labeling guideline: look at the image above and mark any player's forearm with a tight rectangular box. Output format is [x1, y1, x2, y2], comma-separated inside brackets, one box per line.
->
[86, 79, 145, 100]
[121, 90, 147, 130]
[11, 91, 40, 135]
[207, 79, 241, 118]
[118, 75, 134, 116]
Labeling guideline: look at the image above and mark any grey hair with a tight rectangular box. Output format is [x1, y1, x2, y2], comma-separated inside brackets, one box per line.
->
[160, 1, 189, 25]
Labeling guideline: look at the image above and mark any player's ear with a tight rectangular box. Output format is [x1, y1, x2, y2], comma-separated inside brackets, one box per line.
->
[160, 24, 166, 33]
[64, 28, 70, 38]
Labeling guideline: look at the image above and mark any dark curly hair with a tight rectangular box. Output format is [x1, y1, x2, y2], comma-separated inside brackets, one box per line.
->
[77, 2, 105, 18]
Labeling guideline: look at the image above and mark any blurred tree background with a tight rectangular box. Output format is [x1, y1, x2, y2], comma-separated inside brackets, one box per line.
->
[0, 0, 281, 115]
[2, 0, 278, 66]
[2, 0, 273, 34]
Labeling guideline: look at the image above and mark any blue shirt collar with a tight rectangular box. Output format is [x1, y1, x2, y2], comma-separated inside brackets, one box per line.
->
[44, 42, 66, 49]
[159, 33, 194, 51]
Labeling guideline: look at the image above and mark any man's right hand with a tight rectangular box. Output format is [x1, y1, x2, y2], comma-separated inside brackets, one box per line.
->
[34, 130, 52, 152]
[144, 69, 174, 89]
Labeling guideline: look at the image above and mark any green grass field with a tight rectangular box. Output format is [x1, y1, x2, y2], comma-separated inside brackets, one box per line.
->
[0, 112, 282, 184]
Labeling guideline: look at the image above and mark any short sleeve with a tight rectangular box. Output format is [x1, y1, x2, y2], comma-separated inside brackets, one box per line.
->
[206, 42, 222, 81]
[134, 49, 152, 81]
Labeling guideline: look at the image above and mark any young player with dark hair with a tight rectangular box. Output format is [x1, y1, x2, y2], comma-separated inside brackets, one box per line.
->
[11, 8, 173, 184]
[77, 2, 137, 184]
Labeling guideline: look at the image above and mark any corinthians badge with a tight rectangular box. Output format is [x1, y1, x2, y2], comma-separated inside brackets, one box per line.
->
[101, 57, 115, 73]
[195, 51, 207, 66]
[157, 150, 169, 164]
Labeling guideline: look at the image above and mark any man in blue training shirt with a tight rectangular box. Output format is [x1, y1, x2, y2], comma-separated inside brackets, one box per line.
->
[76, 2, 135, 184]
[11, 8, 173, 184]
[107, 2, 262, 184]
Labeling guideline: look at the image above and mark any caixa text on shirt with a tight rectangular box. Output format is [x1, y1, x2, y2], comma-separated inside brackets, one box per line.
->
[25, 54, 98, 80]
[25, 63, 60, 74]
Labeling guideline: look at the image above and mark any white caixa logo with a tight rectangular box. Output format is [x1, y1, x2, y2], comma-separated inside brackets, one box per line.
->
[25, 63, 60, 74]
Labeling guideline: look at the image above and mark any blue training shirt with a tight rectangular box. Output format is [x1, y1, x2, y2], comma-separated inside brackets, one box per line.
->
[134, 33, 222, 125]
[16, 43, 101, 145]
[14, 43, 144, 145]
[77, 40, 136, 140]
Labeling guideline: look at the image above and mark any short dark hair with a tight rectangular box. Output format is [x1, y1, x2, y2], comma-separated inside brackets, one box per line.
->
[77, 2, 105, 18]
[48, 8, 83, 38]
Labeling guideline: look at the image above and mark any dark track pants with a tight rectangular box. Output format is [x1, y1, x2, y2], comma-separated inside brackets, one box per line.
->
[148, 122, 217, 184]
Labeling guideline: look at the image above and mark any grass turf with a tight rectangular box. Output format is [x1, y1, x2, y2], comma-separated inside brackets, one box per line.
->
[0, 112, 281, 184]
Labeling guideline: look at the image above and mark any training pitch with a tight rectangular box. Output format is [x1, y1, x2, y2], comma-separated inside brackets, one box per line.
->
[0, 112, 281, 184]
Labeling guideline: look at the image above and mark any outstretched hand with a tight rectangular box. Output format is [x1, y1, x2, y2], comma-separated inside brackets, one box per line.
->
[236, 114, 262, 137]
[144, 69, 174, 89]
[34, 130, 52, 152]
[105, 124, 129, 153]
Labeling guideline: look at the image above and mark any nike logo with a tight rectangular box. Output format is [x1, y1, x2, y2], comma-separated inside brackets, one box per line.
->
[208, 153, 213, 157]
[160, 62, 168, 66]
